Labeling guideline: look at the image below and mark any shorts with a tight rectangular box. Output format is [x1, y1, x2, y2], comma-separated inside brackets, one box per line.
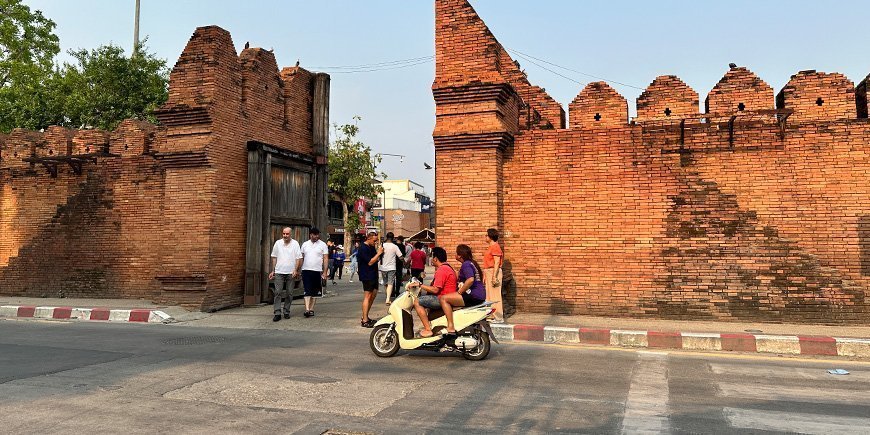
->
[418, 294, 441, 309]
[381, 270, 396, 286]
[462, 293, 485, 307]
[411, 268, 424, 279]
[301, 270, 323, 297]
[362, 279, 378, 292]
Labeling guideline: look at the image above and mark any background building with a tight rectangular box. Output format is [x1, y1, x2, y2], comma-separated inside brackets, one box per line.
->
[372, 179, 432, 238]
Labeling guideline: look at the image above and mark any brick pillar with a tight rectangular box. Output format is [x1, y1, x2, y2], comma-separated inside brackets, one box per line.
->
[433, 84, 518, 255]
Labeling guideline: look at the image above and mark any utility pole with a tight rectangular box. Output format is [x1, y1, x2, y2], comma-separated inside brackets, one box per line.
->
[133, 0, 141, 56]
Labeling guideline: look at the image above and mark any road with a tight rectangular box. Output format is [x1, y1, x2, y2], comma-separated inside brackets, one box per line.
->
[1, 319, 869, 434]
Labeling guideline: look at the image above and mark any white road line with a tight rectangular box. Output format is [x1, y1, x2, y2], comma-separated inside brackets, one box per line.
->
[621, 352, 670, 434]
[717, 382, 870, 405]
[724, 407, 870, 434]
[710, 362, 870, 382]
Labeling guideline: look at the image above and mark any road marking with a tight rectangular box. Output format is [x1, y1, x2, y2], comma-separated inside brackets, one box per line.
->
[710, 362, 870, 382]
[717, 382, 870, 405]
[621, 352, 670, 434]
[503, 341, 870, 366]
[724, 408, 870, 434]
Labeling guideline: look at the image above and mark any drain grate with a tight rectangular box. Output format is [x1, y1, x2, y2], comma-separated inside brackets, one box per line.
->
[162, 336, 226, 345]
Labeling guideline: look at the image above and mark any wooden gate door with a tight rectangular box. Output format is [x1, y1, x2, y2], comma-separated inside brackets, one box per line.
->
[244, 142, 319, 305]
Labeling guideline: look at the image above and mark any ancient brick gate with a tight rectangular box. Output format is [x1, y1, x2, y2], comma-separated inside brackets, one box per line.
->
[433, 0, 870, 323]
[0, 26, 329, 311]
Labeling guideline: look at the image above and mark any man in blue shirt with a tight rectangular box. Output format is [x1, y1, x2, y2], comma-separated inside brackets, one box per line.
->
[358, 231, 384, 328]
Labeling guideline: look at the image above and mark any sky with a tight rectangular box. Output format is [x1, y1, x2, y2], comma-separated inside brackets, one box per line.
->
[23, 1, 870, 198]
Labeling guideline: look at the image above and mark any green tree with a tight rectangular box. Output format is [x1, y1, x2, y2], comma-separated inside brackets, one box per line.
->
[328, 117, 384, 250]
[0, 0, 61, 131]
[52, 41, 169, 130]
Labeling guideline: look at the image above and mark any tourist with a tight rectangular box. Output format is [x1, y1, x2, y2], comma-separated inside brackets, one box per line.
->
[439, 244, 487, 333]
[330, 245, 345, 284]
[407, 246, 456, 337]
[268, 227, 302, 322]
[347, 240, 360, 283]
[483, 228, 504, 323]
[358, 231, 383, 327]
[300, 227, 329, 317]
[379, 232, 403, 305]
[409, 242, 427, 280]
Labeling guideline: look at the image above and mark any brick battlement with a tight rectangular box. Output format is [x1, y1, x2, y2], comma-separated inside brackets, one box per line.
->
[1, 25, 328, 311]
[433, 0, 870, 323]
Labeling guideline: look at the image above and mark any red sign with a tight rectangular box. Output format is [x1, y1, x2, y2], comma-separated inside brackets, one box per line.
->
[355, 199, 367, 228]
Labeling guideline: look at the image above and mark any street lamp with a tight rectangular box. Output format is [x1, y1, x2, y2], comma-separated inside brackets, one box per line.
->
[374, 153, 406, 237]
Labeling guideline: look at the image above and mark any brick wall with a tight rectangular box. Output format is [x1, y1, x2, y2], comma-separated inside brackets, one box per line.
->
[434, 0, 870, 323]
[0, 26, 325, 311]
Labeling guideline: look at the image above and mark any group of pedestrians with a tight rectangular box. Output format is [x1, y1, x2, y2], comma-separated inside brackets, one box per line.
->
[269, 227, 329, 322]
[268, 227, 505, 331]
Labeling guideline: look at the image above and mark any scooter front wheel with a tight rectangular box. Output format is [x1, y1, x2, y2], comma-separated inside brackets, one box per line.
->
[370, 324, 400, 357]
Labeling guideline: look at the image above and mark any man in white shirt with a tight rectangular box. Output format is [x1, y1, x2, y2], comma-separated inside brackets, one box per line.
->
[379, 232, 403, 305]
[269, 227, 302, 322]
[300, 227, 329, 317]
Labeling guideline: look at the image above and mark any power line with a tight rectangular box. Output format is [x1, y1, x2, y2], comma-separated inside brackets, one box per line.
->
[311, 55, 434, 71]
[319, 57, 434, 74]
[506, 47, 644, 90]
[509, 51, 586, 86]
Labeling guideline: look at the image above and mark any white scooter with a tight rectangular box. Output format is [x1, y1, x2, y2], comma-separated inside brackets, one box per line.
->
[369, 279, 498, 360]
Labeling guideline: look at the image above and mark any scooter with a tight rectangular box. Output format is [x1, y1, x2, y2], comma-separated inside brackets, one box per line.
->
[369, 279, 499, 360]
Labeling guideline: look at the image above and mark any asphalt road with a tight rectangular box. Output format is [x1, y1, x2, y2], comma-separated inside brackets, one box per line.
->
[1, 319, 869, 434]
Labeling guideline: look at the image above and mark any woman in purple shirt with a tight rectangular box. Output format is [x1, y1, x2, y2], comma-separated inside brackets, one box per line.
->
[439, 244, 487, 333]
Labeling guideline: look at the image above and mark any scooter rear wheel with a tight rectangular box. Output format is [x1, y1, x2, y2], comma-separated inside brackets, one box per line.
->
[370, 325, 400, 357]
[462, 328, 491, 361]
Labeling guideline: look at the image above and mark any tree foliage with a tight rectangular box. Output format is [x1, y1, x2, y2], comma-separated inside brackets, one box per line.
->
[0, 0, 60, 131]
[0, 0, 169, 133]
[51, 42, 169, 130]
[328, 117, 383, 243]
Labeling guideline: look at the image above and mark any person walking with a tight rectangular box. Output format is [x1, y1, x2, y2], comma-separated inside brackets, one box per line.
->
[379, 232, 403, 305]
[346, 240, 360, 283]
[330, 245, 346, 284]
[394, 236, 407, 298]
[358, 231, 384, 327]
[483, 228, 505, 323]
[409, 242, 427, 280]
[300, 227, 329, 317]
[268, 227, 302, 322]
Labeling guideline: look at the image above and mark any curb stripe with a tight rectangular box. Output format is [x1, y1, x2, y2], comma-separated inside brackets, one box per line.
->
[798, 336, 838, 356]
[513, 324, 545, 341]
[52, 307, 73, 319]
[580, 328, 611, 345]
[648, 331, 682, 349]
[0, 305, 170, 324]
[129, 309, 152, 322]
[89, 308, 111, 321]
[721, 333, 757, 352]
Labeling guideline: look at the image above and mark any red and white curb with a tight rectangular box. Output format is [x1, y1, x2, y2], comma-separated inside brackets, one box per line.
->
[0, 305, 173, 324]
[490, 324, 870, 358]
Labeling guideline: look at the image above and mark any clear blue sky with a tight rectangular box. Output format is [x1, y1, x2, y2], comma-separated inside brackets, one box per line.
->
[24, 1, 870, 197]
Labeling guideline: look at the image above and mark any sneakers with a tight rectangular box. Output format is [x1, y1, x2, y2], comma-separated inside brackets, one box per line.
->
[489, 318, 505, 324]
[332, 281, 337, 286]
[283, 313, 290, 319]
[272, 314, 281, 322]
[349, 280, 354, 283]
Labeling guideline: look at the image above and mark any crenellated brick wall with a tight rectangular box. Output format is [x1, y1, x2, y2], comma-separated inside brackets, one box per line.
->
[433, 0, 870, 323]
[0, 26, 327, 311]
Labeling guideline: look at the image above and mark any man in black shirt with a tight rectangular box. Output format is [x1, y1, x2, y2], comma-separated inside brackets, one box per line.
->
[357, 231, 383, 328]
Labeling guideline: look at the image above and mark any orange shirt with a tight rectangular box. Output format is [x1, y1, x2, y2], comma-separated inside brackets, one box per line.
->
[483, 243, 503, 269]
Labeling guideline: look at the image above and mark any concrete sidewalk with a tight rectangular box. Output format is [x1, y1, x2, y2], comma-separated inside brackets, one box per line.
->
[3, 276, 870, 357]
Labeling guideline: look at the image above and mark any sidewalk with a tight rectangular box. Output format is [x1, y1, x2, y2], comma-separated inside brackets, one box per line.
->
[3, 276, 870, 358]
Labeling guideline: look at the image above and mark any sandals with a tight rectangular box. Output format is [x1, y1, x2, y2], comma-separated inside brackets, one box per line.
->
[418, 329, 434, 338]
[304, 310, 315, 318]
[361, 318, 376, 328]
